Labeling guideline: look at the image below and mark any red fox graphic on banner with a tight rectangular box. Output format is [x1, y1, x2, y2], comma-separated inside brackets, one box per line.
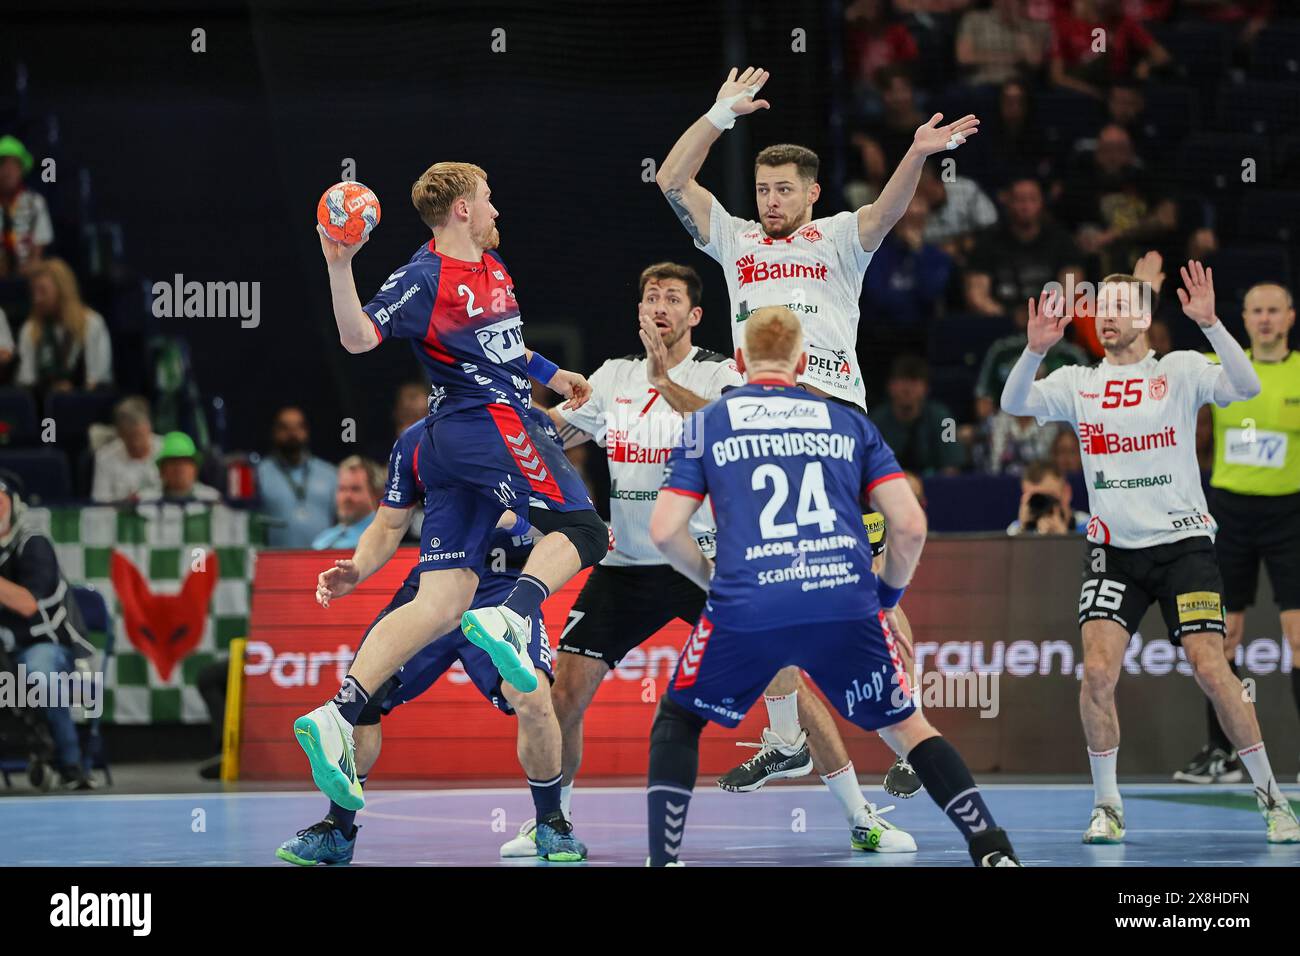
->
[111, 550, 220, 680]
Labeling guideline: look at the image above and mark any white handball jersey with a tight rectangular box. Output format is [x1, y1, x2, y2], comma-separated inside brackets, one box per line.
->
[1031, 349, 1228, 549]
[696, 198, 875, 409]
[557, 346, 744, 566]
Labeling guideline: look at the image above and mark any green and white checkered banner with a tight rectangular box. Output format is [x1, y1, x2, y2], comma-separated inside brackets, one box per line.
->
[28, 504, 265, 724]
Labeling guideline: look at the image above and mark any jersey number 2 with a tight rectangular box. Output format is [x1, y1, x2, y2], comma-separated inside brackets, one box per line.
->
[457, 284, 485, 317]
[752, 462, 837, 539]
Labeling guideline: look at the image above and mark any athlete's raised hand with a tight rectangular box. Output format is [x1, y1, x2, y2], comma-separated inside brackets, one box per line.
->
[317, 224, 367, 268]
[1177, 260, 1218, 328]
[912, 113, 979, 156]
[714, 66, 771, 118]
[317, 559, 361, 608]
[1132, 249, 1165, 295]
[1025, 287, 1070, 355]
[548, 368, 592, 411]
[638, 309, 671, 388]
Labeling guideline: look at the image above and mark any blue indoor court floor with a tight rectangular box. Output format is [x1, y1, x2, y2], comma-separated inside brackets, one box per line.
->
[1, 784, 1297, 867]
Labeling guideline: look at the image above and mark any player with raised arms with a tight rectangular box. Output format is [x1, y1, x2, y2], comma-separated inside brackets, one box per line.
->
[645, 305, 1021, 867]
[1001, 262, 1300, 844]
[278, 410, 587, 863]
[294, 163, 609, 840]
[655, 66, 977, 797]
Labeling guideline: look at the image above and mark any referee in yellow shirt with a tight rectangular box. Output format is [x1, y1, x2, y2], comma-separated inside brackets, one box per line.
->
[1174, 282, 1300, 784]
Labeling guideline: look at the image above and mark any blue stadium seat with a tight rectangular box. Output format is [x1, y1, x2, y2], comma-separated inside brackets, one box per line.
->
[1237, 190, 1300, 244]
[926, 312, 1011, 370]
[1215, 79, 1300, 135]
[1206, 246, 1292, 315]
[1150, 22, 1234, 79]
[0, 388, 39, 447]
[0, 448, 73, 504]
[1033, 89, 1105, 152]
[922, 473, 1021, 533]
[1174, 132, 1271, 191]
[44, 390, 118, 458]
[1138, 84, 1198, 142]
[1248, 21, 1300, 80]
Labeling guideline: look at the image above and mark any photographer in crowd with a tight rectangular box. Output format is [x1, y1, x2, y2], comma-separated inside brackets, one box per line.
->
[1006, 459, 1088, 536]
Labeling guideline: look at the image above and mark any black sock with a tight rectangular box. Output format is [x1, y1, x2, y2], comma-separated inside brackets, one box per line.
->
[1207, 660, 1238, 752]
[503, 574, 549, 623]
[1291, 667, 1300, 721]
[646, 699, 705, 866]
[529, 772, 563, 820]
[332, 676, 371, 726]
[328, 774, 366, 835]
[909, 735, 1002, 842]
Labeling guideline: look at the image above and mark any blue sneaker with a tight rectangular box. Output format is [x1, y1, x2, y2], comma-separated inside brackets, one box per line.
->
[535, 813, 587, 862]
[275, 818, 357, 866]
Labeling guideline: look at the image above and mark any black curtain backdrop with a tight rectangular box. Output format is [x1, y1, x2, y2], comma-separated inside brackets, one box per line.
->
[4, 0, 834, 464]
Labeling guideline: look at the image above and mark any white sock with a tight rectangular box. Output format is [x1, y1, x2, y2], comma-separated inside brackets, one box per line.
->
[1088, 747, 1121, 808]
[560, 783, 574, 819]
[821, 762, 867, 822]
[764, 692, 801, 745]
[1237, 742, 1285, 803]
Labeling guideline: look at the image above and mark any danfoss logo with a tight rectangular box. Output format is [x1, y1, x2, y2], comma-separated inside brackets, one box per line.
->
[735, 253, 829, 287]
[1079, 422, 1177, 455]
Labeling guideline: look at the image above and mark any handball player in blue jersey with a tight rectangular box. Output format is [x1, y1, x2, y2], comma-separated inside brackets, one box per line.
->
[645, 306, 1021, 867]
[297, 162, 610, 817]
[281, 409, 587, 863]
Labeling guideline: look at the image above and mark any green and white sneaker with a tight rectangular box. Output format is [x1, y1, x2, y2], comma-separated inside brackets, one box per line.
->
[293, 701, 364, 811]
[500, 818, 538, 858]
[460, 606, 538, 693]
[1082, 804, 1125, 844]
[850, 802, 917, 853]
[1257, 788, 1300, 844]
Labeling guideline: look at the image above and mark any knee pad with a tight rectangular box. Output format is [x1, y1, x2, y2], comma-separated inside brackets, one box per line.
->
[529, 506, 609, 570]
[650, 696, 707, 747]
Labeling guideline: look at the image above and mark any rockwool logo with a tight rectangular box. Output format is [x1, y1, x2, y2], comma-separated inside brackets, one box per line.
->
[735, 253, 829, 288]
[1080, 422, 1177, 455]
[50, 886, 151, 936]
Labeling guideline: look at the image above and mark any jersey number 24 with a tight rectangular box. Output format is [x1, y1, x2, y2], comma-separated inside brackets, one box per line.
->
[752, 462, 837, 539]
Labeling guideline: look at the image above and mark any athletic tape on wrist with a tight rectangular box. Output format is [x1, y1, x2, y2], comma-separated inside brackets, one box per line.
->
[705, 85, 761, 131]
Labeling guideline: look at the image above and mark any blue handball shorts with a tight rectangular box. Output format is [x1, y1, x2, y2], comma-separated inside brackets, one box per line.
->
[359, 572, 554, 717]
[415, 404, 594, 573]
[665, 609, 916, 733]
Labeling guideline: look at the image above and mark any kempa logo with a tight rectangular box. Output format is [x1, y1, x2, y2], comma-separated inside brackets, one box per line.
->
[152, 273, 260, 328]
[0, 665, 102, 718]
[50, 886, 151, 936]
[1093, 471, 1173, 490]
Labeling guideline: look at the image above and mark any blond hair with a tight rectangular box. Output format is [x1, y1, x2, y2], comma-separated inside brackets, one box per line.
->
[411, 162, 487, 230]
[743, 306, 804, 367]
[23, 258, 88, 346]
[339, 455, 385, 498]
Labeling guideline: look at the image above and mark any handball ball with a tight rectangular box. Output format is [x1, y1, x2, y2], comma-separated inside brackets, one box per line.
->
[317, 181, 381, 244]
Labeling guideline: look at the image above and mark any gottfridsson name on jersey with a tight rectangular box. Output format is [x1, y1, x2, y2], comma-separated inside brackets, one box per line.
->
[1029, 349, 1230, 549]
[695, 200, 875, 410]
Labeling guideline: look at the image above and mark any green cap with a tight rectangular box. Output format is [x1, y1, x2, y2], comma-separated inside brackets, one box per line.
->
[157, 431, 200, 463]
[0, 136, 33, 175]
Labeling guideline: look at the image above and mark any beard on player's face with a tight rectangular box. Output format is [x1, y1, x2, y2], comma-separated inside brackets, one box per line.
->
[1098, 317, 1145, 353]
[760, 204, 810, 239]
[474, 220, 499, 250]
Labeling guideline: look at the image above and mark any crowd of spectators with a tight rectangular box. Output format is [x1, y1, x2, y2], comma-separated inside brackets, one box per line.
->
[852, 0, 1290, 488]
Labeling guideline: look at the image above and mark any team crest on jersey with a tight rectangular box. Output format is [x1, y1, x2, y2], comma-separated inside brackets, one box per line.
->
[1148, 375, 1168, 401]
[798, 223, 824, 242]
[492, 270, 504, 280]
[1087, 515, 1111, 544]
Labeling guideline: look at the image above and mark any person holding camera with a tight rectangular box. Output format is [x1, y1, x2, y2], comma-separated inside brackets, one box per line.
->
[1006, 460, 1087, 535]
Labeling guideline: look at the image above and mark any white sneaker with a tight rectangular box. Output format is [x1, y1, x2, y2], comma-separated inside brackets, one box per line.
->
[500, 818, 538, 858]
[293, 701, 364, 811]
[460, 605, 538, 693]
[850, 802, 918, 853]
[1257, 788, 1300, 844]
[1082, 804, 1125, 844]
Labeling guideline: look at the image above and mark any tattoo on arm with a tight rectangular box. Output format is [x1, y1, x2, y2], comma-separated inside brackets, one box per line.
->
[555, 422, 589, 448]
[664, 187, 703, 245]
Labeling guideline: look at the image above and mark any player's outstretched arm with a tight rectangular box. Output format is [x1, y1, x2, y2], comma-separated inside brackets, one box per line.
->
[316, 504, 413, 608]
[857, 112, 979, 253]
[544, 406, 594, 450]
[318, 225, 379, 353]
[650, 490, 713, 591]
[656, 66, 770, 246]
[1001, 289, 1068, 418]
[1178, 260, 1261, 403]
